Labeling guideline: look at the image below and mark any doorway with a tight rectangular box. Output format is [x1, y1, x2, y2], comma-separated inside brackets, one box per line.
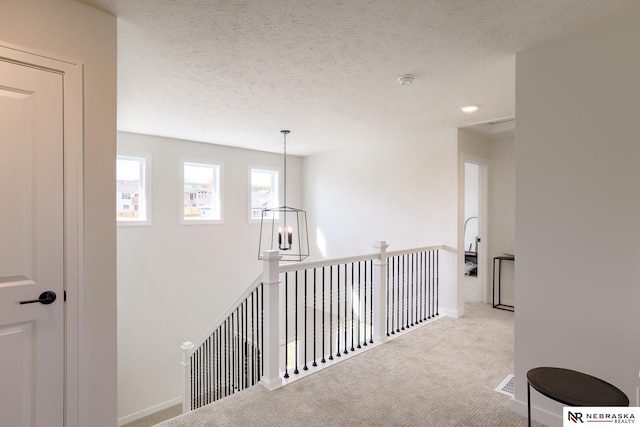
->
[463, 159, 488, 304]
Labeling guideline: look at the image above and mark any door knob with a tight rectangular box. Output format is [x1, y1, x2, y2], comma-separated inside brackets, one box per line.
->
[19, 291, 57, 305]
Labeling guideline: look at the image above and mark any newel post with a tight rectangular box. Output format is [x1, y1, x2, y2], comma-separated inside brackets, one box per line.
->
[180, 341, 194, 413]
[373, 241, 389, 343]
[260, 249, 283, 390]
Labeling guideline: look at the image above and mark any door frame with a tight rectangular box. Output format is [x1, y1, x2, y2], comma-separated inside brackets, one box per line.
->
[0, 42, 84, 427]
[459, 153, 490, 308]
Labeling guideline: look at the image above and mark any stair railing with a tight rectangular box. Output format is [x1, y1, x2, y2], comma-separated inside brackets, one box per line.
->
[182, 241, 448, 412]
[180, 276, 264, 412]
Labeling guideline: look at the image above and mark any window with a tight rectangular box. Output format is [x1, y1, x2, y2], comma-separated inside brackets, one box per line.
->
[117, 154, 151, 225]
[250, 167, 279, 221]
[181, 160, 222, 223]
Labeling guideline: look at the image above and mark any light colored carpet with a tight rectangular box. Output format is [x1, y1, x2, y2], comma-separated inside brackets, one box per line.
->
[123, 405, 182, 427]
[157, 303, 544, 426]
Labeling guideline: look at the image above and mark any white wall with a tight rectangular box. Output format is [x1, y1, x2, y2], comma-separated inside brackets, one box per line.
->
[303, 128, 459, 312]
[0, 1, 117, 425]
[514, 14, 640, 425]
[489, 135, 515, 305]
[117, 132, 303, 421]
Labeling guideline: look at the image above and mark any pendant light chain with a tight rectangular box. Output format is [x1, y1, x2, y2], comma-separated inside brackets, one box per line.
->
[282, 130, 288, 210]
[282, 130, 290, 239]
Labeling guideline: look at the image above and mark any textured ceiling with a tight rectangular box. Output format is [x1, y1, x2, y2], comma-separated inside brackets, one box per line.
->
[78, 0, 640, 155]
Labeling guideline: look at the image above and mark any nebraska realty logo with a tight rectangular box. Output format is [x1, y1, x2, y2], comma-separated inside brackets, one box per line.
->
[563, 408, 638, 426]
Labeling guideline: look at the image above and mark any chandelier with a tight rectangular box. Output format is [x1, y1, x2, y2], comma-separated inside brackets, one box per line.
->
[257, 130, 309, 262]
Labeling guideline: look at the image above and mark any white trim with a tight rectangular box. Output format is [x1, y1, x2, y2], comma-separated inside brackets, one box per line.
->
[179, 158, 224, 224]
[495, 374, 515, 397]
[116, 151, 152, 226]
[511, 396, 562, 427]
[248, 164, 281, 223]
[117, 396, 182, 426]
[0, 41, 80, 67]
[64, 56, 84, 427]
[0, 42, 85, 427]
[439, 307, 461, 318]
[460, 153, 490, 311]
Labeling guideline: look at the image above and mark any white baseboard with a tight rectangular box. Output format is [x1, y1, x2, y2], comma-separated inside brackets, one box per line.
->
[511, 396, 562, 427]
[260, 376, 284, 391]
[118, 396, 183, 426]
[440, 308, 460, 318]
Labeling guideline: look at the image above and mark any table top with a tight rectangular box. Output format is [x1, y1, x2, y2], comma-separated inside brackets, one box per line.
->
[527, 367, 629, 407]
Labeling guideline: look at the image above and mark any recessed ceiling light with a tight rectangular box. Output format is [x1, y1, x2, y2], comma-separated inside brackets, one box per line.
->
[461, 105, 479, 113]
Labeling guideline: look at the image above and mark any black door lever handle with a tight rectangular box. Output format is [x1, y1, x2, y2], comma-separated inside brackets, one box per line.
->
[19, 291, 57, 305]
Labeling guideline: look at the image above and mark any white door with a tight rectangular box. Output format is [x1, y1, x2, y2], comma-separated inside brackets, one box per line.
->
[0, 59, 64, 426]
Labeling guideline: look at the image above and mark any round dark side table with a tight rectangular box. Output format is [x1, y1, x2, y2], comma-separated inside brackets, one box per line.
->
[527, 367, 629, 427]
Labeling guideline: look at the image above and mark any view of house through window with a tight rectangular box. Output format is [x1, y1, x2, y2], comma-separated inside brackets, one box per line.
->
[117, 155, 148, 223]
[183, 161, 221, 222]
[251, 167, 279, 220]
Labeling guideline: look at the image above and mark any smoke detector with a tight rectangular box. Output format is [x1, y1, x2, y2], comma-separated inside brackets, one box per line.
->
[398, 74, 415, 86]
